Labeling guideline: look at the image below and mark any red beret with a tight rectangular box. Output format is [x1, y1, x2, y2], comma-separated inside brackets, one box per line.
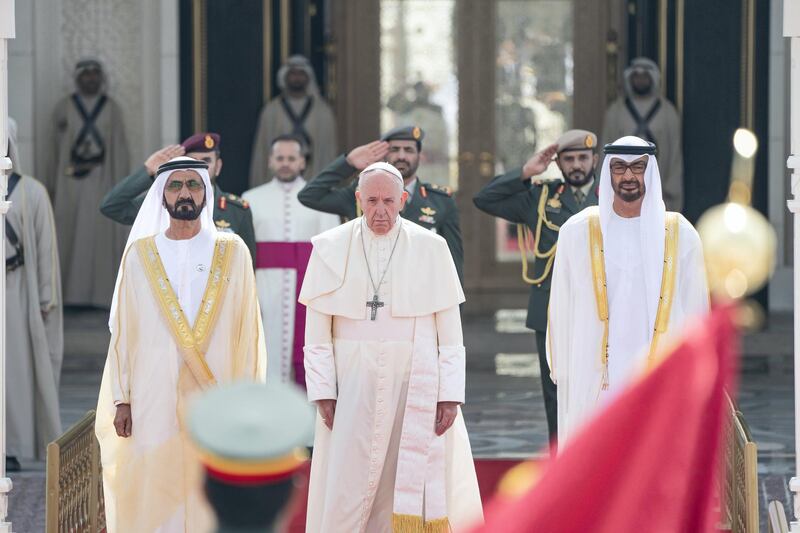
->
[182, 132, 221, 153]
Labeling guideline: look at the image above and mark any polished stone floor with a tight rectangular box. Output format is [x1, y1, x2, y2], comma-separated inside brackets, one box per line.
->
[6, 308, 797, 531]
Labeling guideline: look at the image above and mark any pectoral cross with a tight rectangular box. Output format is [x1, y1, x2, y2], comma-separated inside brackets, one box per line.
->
[366, 293, 385, 321]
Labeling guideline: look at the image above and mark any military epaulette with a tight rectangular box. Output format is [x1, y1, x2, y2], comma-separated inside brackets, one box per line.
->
[220, 193, 249, 210]
[425, 183, 452, 197]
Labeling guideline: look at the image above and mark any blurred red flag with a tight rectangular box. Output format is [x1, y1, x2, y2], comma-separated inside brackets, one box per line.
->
[474, 306, 738, 533]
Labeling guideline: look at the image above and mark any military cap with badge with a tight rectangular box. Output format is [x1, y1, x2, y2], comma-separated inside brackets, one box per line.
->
[381, 124, 425, 149]
[188, 381, 314, 531]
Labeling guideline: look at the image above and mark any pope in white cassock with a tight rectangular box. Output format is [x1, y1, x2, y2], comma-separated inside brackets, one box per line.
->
[95, 157, 266, 533]
[300, 162, 483, 532]
[242, 135, 339, 385]
[547, 136, 709, 445]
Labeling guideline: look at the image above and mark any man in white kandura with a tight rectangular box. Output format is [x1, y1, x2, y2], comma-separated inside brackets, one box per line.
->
[95, 156, 266, 533]
[547, 136, 709, 444]
[5, 118, 63, 472]
[300, 162, 483, 532]
[243, 134, 339, 386]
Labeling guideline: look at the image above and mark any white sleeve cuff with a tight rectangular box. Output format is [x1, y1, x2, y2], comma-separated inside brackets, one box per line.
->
[438, 345, 465, 404]
[304, 343, 337, 402]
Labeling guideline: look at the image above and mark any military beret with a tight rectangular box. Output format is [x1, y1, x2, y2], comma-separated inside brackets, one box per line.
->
[188, 382, 314, 485]
[555, 129, 597, 153]
[381, 125, 425, 148]
[182, 132, 221, 153]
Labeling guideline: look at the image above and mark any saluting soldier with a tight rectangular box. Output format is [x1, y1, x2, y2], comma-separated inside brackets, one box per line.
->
[473, 129, 600, 445]
[99, 132, 257, 261]
[297, 125, 464, 282]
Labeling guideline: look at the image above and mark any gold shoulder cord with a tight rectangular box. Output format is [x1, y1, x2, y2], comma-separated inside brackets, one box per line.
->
[588, 212, 680, 390]
[518, 184, 561, 285]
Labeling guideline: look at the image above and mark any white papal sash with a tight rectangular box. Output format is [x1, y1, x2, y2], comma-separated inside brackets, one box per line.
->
[392, 315, 449, 532]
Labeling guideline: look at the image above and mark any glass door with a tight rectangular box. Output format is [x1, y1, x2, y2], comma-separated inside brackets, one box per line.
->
[375, 0, 613, 310]
[493, 0, 574, 261]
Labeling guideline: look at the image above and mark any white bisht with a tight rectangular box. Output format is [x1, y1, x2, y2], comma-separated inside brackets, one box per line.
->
[547, 136, 709, 444]
[96, 157, 267, 533]
[300, 217, 483, 532]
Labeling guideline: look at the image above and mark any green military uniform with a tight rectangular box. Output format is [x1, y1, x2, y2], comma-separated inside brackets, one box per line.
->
[473, 129, 599, 443]
[188, 382, 314, 533]
[297, 126, 464, 282]
[99, 165, 256, 260]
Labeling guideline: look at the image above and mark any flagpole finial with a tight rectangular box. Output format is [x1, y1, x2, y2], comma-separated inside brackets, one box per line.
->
[697, 128, 775, 301]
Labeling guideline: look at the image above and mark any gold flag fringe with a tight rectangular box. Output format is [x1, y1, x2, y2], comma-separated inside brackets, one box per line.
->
[392, 514, 451, 533]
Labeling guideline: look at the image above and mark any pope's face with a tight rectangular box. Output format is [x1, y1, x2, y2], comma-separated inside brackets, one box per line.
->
[269, 140, 306, 182]
[609, 156, 648, 203]
[356, 172, 408, 235]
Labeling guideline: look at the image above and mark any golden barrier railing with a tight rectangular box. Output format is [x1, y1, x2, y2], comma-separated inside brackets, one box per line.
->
[721, 396, 759, 533]
[45, 410, 106, 533]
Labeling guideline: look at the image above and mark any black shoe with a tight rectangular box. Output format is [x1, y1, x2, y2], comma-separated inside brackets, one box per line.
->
[5, 456, 20, 472]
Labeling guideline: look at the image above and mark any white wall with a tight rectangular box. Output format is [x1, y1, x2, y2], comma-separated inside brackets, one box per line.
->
[8, 0, 178, 179]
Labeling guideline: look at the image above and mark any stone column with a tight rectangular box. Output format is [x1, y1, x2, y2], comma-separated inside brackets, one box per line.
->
[0, 0, 14, 531]
[786, 1, 800, 530]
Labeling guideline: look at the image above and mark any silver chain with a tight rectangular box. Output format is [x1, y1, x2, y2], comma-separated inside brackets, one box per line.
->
[360, 218, 403, 295]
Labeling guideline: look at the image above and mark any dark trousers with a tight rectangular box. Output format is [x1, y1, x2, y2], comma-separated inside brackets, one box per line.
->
[535, 330, 558, 445]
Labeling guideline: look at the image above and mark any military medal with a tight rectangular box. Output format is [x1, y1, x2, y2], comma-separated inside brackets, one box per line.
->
[547, 197, 561, 209]
[547, 183, 566, 209]
[419, 206, 437, 224]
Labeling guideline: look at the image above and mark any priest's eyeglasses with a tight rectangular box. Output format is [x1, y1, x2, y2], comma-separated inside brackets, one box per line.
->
[609, 161, 648, 176]
[165, 178, 204, 192]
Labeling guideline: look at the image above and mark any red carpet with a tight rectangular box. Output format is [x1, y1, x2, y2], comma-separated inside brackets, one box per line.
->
[284, 459, 524, 531]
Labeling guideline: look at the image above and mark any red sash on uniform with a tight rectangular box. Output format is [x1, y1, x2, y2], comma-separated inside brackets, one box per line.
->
[255, 241, 313, 387]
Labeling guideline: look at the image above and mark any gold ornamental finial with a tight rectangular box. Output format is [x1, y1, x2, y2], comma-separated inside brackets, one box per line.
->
[696, 128, 776, 301]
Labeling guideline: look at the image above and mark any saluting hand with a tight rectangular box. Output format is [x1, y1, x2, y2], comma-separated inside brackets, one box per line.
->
[521, 143, 559, 179]
[145, 144, 186, 176]
[435, 401, 459, 436]
[114, 403, 132, 438]
[346, 141, 390, 171]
